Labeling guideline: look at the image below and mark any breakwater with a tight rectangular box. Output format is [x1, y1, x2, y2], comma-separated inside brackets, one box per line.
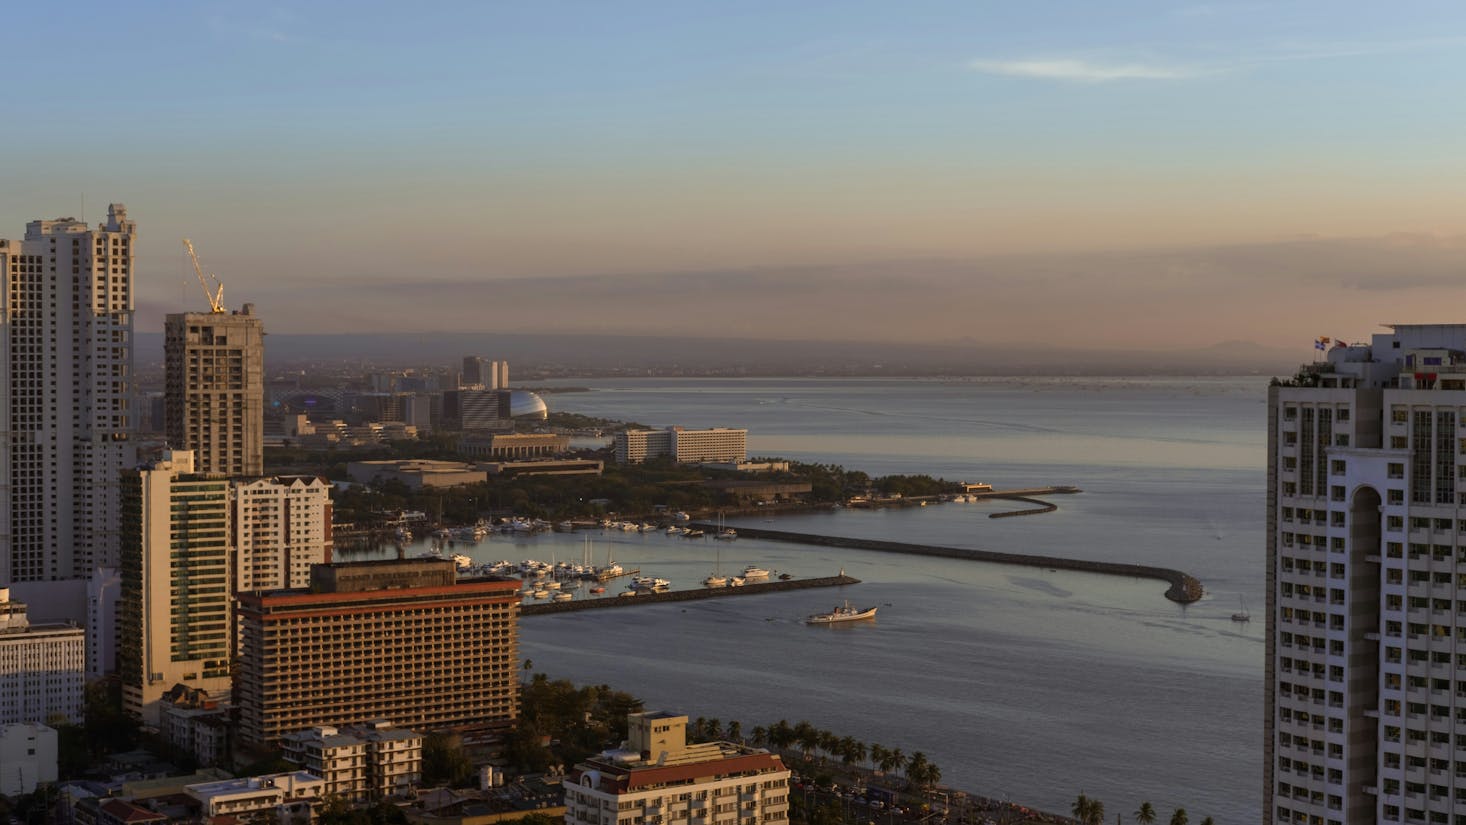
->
[694, 525, 1203, 604]
[986, 495, 1059, 518]
[520, 573, 860, 616]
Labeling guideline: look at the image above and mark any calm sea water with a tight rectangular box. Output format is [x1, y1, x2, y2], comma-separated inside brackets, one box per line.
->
[501, 377, 1268, 822]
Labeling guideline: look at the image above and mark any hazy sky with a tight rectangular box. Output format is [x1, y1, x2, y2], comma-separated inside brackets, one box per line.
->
[3, 1, 1465, 347]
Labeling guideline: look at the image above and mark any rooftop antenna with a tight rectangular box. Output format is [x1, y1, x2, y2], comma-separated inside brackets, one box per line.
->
[181, 238, 226, 313]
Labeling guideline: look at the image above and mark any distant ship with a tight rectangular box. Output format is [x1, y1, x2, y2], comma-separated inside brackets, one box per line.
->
[806, 600, 878, 625]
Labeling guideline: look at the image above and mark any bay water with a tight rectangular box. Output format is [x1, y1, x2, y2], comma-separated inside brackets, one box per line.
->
[500, 377, 1269, 822]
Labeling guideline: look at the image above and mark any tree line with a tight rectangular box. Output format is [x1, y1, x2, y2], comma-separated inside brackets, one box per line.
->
[1073, 794, 1217, 825]
[689, 717, 942, 791]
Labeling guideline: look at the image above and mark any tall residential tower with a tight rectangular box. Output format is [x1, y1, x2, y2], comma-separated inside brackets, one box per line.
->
[0, 204, 135, 583]
[165, 305, 264, 476]
[1267, 324, 1466, 825]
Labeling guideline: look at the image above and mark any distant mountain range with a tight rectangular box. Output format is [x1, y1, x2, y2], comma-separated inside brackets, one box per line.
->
[135, 331, 1302, 376]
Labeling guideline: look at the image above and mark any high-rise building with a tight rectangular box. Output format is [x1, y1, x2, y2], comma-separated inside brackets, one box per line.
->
[120, 451, 233, 724]
[460, 357, 507, 390]
[165, 305, 265, 476]
[119, 450, 332, 725]
[234, 558, 520, 747]
[0, 204, 135, 583]
[0, 589, 84, 726]
[1266, 325, 1466, 825]
[232, 475, 333, 593]
[563, 711, 790, 825]
[462, 356, 486, 388]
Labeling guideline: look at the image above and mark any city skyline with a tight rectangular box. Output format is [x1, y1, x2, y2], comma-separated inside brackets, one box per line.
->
[4, 2, 1465, 347]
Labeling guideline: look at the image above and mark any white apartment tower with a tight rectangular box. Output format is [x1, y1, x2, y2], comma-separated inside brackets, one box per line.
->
[0, 204, 135, 583]
[166, 306, 265, 476]
[233, 475, 333, 592]
[1267, 324, 1466, 825]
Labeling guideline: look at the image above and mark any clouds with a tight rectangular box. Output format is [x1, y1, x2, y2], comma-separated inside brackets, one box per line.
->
[968, 58, 1197, 83]
[160, 233, 1466, 352]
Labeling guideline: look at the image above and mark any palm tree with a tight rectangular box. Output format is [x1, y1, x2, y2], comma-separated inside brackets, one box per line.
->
[1135, 802, 1157, 825]
[847, 738, 867, 769]
[869, 744, 888, 773]
[793, 721, 819, 761]
[751, 726, 768, 747]
[817, 730, 840, 764]
[726, 720, 742, 743]
[906, 752, 932, 789]
[888, 748, 906, 778]
[1073, 795, 1093, 823]
[706, 718, 722, 742]
[693, 717, 708, 742]
[1168, 810, 1188, 825]
[1088, 799, 1104, 825]
[769, 720, 794, 750]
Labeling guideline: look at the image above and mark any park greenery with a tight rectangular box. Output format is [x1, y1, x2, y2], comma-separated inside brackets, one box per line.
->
[310, 450, 961, 528]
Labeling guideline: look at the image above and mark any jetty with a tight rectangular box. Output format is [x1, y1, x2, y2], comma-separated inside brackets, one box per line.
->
[520, 573, 860, 616]
[690, 525, 1203, 604]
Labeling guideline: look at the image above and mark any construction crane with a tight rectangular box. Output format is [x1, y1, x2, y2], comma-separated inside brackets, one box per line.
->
[181, 238, 226, 314]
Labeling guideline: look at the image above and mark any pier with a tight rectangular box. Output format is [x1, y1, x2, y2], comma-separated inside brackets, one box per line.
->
[520, 573, 860, 616]
[691, 525, 1203, 604]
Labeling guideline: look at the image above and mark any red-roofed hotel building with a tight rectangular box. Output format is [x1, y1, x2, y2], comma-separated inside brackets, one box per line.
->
[234, 558, 519, 747]
[565, 712, 790, 825]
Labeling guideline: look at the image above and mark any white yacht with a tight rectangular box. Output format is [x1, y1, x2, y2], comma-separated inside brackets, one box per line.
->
[742, 566, 770, 579]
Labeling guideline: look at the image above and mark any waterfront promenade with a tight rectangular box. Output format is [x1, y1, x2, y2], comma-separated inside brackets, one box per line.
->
[690, 524, 1204, 604]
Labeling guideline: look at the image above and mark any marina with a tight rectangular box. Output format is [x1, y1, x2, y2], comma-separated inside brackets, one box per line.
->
[521, 375, 1266, 822]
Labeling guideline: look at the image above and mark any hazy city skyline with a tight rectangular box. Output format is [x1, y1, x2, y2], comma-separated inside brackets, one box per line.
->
[5, 1, 1464, 347]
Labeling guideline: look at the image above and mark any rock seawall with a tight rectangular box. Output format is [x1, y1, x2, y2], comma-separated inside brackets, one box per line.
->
[696, 525, 1203, 604]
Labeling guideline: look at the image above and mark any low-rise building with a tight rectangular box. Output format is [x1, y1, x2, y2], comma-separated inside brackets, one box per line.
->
[458, 433, 570, 460]
[564, 712, 789, 825]
[283, 721, 424, 802]
[479, 459, 604, 478]
[347, 460, 487, 490]
[614, 428, 748, 464]
[185, 772, 325, 823]
[158, 685, 231, 767]
[282, 726, 368, 801]
[0, 723, 58, 795]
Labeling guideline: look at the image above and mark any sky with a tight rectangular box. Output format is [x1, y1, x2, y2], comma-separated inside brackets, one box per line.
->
[3, 1, 1465, 348]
